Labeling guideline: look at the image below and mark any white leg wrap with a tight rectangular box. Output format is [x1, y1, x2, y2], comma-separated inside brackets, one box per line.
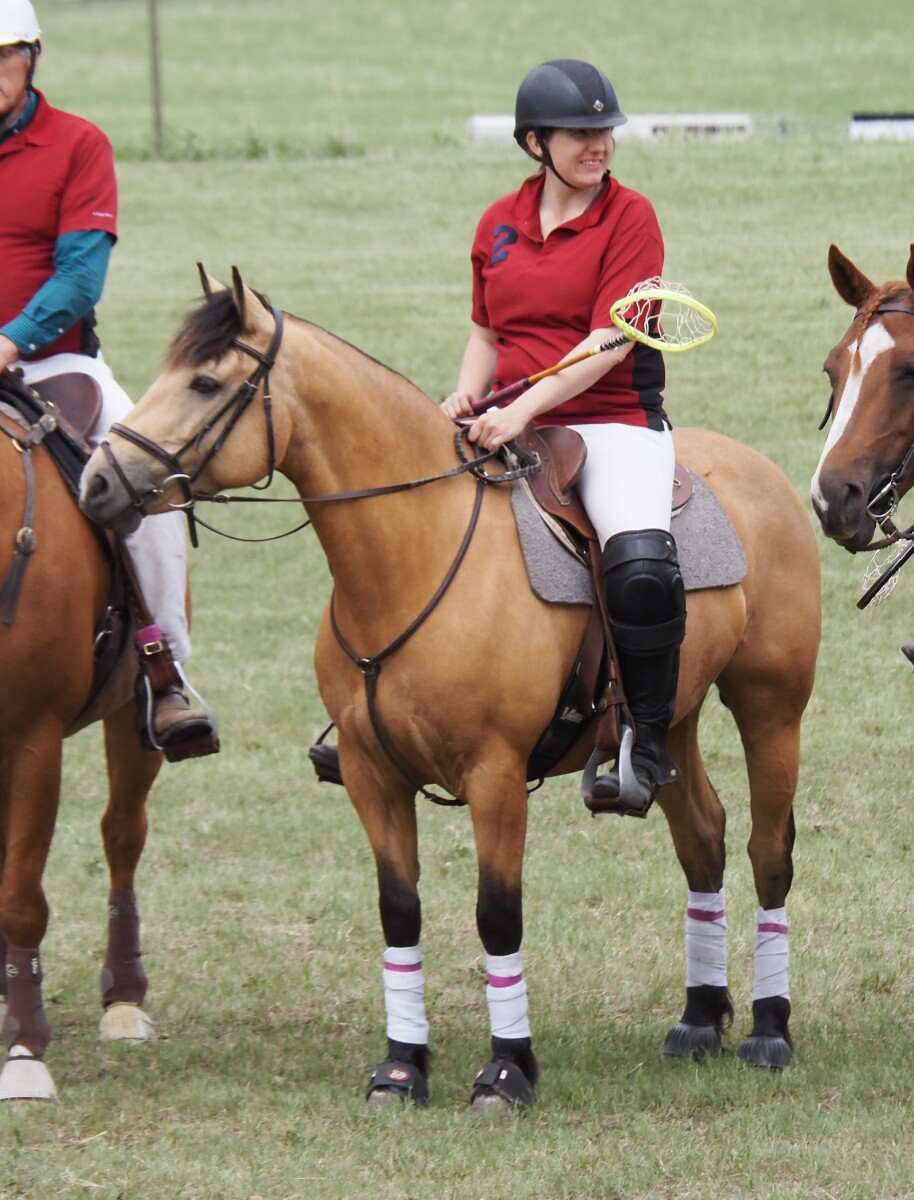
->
[485, 951, 531, 1040]
[752, 907, 789, 1000]
[685, 890, 728, 989]
[382, 946, 428, 1045]
[124, 511, 191, 663]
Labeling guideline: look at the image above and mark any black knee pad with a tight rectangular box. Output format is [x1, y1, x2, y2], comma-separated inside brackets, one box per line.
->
[602, 529, 685, 649]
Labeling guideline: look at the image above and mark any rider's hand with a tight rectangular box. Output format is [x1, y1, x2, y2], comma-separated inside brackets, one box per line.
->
[441, 391, 478, 420]
[467, 402, 530, 451]
[0, 335, 21, 372]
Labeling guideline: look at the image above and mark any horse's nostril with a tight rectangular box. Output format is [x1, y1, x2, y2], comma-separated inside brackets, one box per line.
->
[88, 472, 109, 499]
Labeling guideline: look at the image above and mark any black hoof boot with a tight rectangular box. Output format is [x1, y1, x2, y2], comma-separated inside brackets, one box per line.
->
[366, 1040, 430, 1106]
[663, 985, 733, 1061]
[737, 996, 793, 1070]
[470, 1037, 538, 1113]
[902, 644, 914, 669]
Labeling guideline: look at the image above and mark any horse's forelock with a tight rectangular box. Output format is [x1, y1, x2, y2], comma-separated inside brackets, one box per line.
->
[167, 291, 244, 369]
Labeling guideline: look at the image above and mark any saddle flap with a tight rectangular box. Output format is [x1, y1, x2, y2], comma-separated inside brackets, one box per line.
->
[32, 372, 101, 439]
[515, 424, 596, 543]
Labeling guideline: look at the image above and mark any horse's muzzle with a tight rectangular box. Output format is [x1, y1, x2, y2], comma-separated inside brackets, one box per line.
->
[79, 458, 144, 534]
[811, 471, 876, 551]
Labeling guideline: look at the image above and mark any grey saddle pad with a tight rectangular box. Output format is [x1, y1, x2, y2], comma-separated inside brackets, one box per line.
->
[511, 469, 747, 605]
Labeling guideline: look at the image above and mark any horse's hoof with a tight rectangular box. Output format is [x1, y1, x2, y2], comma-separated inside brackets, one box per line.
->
[662, 1021, 723, 1061]
[366, 1087, 405, 1109]
[99, 1002, 155, 1042]
[470, 1090, 515, 1115]
[737, 1035, 793, 1070]
[0, 1047, 57, 1101]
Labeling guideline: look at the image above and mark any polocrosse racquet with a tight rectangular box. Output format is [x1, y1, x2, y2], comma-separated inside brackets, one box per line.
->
[470, 277, 717, 412]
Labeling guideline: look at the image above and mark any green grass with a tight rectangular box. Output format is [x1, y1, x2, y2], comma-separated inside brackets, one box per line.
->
[2, 2, 914, 1198]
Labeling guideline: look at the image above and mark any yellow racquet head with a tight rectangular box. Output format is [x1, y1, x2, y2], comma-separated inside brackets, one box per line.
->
[609, 277, 718, 353]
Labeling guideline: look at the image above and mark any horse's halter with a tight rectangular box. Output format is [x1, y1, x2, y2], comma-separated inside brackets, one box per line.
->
[818, 298, 914, 547]
[100, 306, 285, 547]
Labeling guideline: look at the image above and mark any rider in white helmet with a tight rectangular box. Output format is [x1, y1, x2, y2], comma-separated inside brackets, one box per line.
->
[0, 0, 217, 759]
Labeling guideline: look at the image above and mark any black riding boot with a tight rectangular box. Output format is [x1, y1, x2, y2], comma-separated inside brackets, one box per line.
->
[591, 529, 686, 816]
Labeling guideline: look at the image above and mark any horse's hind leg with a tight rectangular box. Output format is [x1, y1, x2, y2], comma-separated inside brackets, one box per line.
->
[657, 708, 734, 1061]
[97, 702, 162, 1043]
[721, 672, 804, 1069]
[0, 719, 63, 1100]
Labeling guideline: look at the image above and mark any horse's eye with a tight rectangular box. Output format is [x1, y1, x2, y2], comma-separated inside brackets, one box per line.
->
[894, 362, 914, 388]
[189, 375, 221, 395]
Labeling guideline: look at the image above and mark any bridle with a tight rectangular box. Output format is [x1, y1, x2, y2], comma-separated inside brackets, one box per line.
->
[100, 307, 285, 547]
[99, 306, 536, 546]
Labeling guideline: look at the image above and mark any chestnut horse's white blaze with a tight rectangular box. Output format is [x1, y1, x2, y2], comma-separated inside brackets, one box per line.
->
[78, 271, 820, 1100]
[811, 321, 895, 513]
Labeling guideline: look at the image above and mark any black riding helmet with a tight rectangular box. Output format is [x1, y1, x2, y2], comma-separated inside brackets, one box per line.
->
[514, 59, 626, 182]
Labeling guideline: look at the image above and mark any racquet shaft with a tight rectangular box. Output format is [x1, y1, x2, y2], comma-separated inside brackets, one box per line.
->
[470, 331, 627, 414]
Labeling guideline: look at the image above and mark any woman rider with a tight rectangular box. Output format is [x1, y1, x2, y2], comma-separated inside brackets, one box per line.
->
[0, 0, 216, 757]
[442, 59, 686, 812]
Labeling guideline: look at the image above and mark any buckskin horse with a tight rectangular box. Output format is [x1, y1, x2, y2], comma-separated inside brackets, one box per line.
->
[79, 270, 821, 1106]
[0, 370, 163, 1102]
[812, 245, 914, 565]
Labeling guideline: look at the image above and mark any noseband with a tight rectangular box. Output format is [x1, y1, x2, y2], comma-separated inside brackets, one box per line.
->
[100, 306, 285, 546]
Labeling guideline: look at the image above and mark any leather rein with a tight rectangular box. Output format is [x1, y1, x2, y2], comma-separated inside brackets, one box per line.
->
[97, 309, 542, 803]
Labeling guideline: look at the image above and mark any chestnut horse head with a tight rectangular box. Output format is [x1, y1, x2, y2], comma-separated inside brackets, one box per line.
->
[811, 244, 914, 551]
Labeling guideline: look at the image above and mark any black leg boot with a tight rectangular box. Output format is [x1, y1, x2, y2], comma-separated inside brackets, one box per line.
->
[590, 529, 686, 817]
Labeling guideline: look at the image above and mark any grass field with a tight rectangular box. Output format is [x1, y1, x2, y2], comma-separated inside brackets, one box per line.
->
[3, 2, 914, 1197]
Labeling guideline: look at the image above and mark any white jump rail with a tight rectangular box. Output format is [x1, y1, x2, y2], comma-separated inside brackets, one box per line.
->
[849, 112, 914, 141]
[466, 113, 754, 142]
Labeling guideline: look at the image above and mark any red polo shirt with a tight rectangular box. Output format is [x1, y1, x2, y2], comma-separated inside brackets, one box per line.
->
[0, 90, 117, 358]
[470, 173, 667, 429]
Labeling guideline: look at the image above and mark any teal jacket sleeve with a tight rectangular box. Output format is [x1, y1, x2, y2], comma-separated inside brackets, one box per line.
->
[0, 229, 114, 355]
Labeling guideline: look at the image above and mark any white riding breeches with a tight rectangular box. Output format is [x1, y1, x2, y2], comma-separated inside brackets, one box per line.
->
[16, 352, 192, 663]
[568, 421, 675, 547]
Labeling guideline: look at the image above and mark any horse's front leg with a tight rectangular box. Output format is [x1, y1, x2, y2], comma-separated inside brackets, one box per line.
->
[97, 702, 162, 1043]
[0, 718, 63, 1101]
[342, 748, 429, 1106]
[465, 760, 537, 1112]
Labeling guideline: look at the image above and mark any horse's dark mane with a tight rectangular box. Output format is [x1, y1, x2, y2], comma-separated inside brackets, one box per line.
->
[167, 291, 420, 394]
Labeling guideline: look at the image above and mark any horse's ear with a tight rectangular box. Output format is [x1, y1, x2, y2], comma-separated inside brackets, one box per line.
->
[197, 263, 227, 299]
[231, 265, 271, 334]
[907, 244, 914, 294]
[828, 244, 875, 309]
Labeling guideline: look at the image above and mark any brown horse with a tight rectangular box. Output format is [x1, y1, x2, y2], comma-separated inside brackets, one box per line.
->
[811, 244, 914, 555]
[0, 378, 163, 1101]
[80, 271, 820, 1106]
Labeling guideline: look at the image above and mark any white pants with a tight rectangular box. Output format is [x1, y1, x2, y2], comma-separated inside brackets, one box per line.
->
[568, 421, 675, 547]
[17, 352, 192, 663]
